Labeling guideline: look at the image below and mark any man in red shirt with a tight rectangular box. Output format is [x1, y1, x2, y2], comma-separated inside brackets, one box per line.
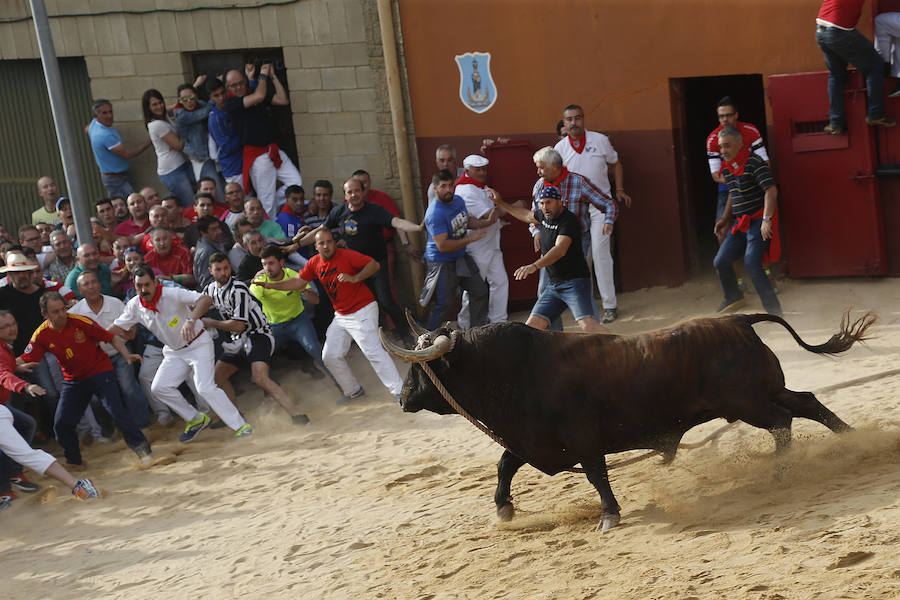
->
[705, 96, 769, 222]
[144, 227, 195, 288]
[816, 0, 895, 134]
[114, 192, 151, 246]
[20, 292, 152, 466]
[253, 229, 404, 404]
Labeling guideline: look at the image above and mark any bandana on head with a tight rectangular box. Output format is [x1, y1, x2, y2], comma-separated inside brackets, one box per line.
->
[537, 185, 562, 201]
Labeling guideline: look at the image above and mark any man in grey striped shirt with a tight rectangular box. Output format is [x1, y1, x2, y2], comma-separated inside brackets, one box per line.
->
[203, 252, 310, 425]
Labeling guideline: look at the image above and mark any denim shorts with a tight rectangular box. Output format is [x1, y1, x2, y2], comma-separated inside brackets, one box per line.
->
[531, 277, 595, 324]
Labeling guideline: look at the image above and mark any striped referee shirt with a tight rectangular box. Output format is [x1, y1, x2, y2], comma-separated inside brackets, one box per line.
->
[722, 154, 775, 217]
[205, 277, 272, 342]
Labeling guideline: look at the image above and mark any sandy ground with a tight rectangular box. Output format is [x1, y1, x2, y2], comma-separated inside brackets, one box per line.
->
[2, 274, 900, 599]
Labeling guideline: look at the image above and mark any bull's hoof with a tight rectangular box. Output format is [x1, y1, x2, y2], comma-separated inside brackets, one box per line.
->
[595, 513, 620, 532]
[497, 503, 515, 522]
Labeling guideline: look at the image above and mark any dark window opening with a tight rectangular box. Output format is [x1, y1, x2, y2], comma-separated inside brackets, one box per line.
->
[188, 49, 298, 167]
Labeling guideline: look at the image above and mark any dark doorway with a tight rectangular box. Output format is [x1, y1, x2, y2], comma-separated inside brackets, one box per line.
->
[670, 74, 768, 275]
[189, 49, 299, 167]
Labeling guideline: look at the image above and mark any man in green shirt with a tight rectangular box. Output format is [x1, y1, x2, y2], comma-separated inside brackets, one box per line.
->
[244, 197, 287, 240]
[32, 177, 62, 226]
[249, 245, 330, 382]
[64, 244, 114, 299]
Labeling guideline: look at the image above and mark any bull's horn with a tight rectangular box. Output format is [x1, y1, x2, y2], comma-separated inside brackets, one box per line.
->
[380, 328, 452, 362]
[405, 308, 428, 338]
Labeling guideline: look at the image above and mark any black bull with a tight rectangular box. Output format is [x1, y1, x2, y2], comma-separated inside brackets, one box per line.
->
[381, 311, 875, 531]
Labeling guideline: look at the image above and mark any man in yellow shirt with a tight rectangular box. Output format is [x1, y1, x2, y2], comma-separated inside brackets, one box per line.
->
[249, 245, 332, 384]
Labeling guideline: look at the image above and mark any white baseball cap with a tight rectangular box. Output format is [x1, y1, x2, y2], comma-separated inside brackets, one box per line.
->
[462, 154, 489, 168]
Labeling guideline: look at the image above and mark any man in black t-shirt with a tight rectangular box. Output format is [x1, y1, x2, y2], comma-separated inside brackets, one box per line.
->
[224, 64, 302, 220]
[295, 178, 424, 343]
[490, 186, 607, 333]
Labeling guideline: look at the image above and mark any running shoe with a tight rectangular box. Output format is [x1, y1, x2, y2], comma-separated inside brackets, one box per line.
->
[866, 115, 897, 128]
[337, 386, 365, 406]
[9, 473, 39, 493]
[179, 413, 211, 443]
[602, 308, 618, 324]
[234, 424, 254, 438]
[134, 443, 154, 466]
[0, 491, 15, 511]
[716, 296, 746, 314]
[72, 479, 99, 499]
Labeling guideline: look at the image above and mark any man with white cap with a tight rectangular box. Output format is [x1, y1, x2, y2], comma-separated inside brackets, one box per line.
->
[455, 154, 508, 328]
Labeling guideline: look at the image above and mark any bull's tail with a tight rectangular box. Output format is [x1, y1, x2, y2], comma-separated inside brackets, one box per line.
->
[743, 309, 876, 355]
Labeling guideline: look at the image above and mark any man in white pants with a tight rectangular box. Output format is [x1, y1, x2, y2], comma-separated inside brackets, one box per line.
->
[554, 104, 632, 323]
[253, 229, 403, 404]
[110, 265, 252, 442]
[875, 12, 900, 98]
[456, 154, 508, 328]
[225, 64, 302, 219]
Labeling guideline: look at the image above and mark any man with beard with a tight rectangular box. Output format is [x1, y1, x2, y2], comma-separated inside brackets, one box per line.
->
[490, 185, 608, 333]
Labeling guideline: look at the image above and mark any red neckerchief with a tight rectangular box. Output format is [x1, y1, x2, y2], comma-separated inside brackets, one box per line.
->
[730, 207, 781, 263]
[568, 132, 587, 155]
[455, 173, 486, 188]
[280, 203, 300, 216]
[139, 284, 163, 313]
[542, 166, 570, 188]
[719, 145, 752, 177]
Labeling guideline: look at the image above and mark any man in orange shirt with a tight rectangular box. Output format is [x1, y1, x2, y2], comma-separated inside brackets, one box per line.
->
[20, 292, 152, 466]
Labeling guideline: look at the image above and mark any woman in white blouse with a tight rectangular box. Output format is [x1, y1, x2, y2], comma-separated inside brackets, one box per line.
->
[141, 88, 195, 207]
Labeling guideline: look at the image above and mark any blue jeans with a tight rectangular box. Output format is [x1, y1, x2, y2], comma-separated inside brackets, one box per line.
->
[536, 234, 599, 330]
[110, 353, 150, 428]
[0, 406, 37, 493]
[55, 370, 149, 465]
[159, 161, 196, 207]
[531, 277, 596, 324]
[423, 254, 489, 330]
[271, 310, 326, 369]
[101, 173, 135, 199]
[816, 26, 886, 125]
[713, 218, 782, 315]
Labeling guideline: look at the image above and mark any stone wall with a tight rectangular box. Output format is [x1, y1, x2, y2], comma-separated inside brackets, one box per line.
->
[0, 0, 410, 205]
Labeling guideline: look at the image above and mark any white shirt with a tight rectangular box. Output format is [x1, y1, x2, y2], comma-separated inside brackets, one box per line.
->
[69, 295, 125, 356]
[455, 182, 501, 254]
[554, 131, 619, 195]
[148, 117, 187, 176]
[113, 285, 206, 350]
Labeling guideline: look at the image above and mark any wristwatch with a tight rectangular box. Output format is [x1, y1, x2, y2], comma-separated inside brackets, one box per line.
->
[762, 216, 772, 222]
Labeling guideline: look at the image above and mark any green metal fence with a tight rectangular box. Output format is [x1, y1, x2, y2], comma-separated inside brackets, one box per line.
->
[0, 57, 103, 233]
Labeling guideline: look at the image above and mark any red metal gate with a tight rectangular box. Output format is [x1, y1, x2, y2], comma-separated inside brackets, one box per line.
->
[768, 71, 887, 276]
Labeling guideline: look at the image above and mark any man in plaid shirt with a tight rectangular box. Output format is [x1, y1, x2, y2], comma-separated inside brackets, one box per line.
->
[529, 146, 617, 330]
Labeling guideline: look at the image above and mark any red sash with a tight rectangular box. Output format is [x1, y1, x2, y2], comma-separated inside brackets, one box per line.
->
[730, 206, 781, 263]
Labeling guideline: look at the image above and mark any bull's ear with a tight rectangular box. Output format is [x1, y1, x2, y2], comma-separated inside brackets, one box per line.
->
[440, 357, 450, 369]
